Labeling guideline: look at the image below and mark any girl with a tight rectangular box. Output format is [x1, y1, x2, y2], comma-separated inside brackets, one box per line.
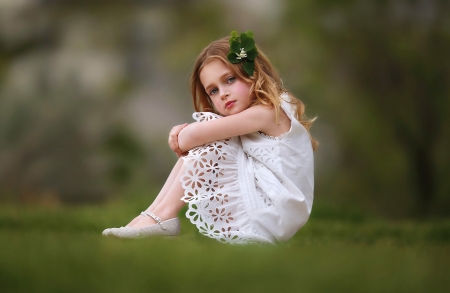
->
[103, 31, 317, 244]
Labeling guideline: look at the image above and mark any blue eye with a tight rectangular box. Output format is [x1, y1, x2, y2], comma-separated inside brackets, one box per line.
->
[227, 76, 236, 83]
[209, 88, 218, 96]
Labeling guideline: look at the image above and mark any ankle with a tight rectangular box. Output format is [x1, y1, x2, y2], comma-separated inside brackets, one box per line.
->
[151, 210, 178, 222]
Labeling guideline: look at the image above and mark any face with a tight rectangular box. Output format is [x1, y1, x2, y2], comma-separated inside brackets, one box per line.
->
[199, 59, 254, 116]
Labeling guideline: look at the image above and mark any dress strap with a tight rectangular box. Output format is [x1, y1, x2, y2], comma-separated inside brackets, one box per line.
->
[280, 92, 296, 120]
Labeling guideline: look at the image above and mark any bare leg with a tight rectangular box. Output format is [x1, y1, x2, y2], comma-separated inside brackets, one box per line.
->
[131, 159, 187, 228]
[127, 158, 185, 227]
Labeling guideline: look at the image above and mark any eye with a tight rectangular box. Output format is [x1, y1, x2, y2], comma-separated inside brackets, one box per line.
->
[209, 88, 218, 96]
[226, 76, 236, 84]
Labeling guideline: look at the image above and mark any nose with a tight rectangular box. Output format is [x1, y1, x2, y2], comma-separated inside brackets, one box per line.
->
[220, 90, 229, 100]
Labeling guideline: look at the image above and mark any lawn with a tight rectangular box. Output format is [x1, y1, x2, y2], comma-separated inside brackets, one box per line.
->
[1, 200, 449, 293]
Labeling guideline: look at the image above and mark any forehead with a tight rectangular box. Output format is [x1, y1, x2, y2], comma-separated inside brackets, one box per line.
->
[199, 59, 232, 86]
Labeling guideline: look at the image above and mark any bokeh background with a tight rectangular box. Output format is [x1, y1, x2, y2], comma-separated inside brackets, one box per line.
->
[1, 1, 450, 292]
[1, 0, 449, 217]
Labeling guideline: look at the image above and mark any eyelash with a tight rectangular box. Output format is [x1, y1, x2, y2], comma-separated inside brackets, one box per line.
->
[227, 76, 236, 84]
[209, 76, 236, 96]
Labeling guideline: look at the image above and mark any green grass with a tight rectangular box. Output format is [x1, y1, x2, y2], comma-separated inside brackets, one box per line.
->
[0, 201, 449, 293]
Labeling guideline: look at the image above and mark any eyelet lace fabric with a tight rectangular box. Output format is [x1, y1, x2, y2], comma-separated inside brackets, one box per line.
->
[181, 112, 263, 244]
[257, 131, 288, 141]
[180, 103, 314, 244]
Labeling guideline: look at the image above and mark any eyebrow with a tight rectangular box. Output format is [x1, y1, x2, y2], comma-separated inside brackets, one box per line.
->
[203, 71, 233, 92]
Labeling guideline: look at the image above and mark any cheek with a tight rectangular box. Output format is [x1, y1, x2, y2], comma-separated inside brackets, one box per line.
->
[209, 97, 221, 111]
[234, 81, 252, 96]
[211, 99, 220, 110]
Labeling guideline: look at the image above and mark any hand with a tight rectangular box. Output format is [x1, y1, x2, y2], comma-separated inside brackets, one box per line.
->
[168, 123, 188, 157]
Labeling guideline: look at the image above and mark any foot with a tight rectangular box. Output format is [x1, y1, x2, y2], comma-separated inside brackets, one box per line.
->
[104, 216, 181, 239]
[126, 211, 151, 227]
[132, 215, 158, 228]
[102, 210, 152, 235]
[102, 225, 133, 236]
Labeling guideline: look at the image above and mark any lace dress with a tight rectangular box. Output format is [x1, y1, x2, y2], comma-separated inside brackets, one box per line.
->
[180, 93, 314, 244]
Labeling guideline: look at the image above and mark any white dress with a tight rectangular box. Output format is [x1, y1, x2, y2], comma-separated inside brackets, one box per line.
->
[180, 93, 314, 244]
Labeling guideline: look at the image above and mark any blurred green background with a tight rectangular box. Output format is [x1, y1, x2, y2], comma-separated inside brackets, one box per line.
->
[1, 0, 449, 292]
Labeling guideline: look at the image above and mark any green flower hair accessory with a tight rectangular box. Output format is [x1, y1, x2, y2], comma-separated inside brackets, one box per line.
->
[227, 30, 258, 76]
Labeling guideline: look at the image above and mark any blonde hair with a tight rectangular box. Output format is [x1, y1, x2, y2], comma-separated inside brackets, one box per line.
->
[190, 36, 318, 151]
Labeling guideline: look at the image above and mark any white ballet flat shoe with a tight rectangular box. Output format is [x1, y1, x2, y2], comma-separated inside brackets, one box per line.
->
[102, 226, 133, 236]
[103, 212, 180, 239]
[102, 211, 149, 236]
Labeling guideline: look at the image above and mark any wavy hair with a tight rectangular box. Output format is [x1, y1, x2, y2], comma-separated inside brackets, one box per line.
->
[190, 36, 318, 150]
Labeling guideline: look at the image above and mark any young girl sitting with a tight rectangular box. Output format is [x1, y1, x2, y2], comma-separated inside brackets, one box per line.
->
[103, 31, 317, 244]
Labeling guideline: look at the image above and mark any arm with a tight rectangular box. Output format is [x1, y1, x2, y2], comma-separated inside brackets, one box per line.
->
[168, 123, 188, 157]
[178, 105, 274, 152]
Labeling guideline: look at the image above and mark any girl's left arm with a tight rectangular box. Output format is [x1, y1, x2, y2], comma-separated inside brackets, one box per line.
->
[177, 105, 272, 152]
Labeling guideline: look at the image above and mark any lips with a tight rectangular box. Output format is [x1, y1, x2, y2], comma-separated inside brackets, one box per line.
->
[225, 101, 235, 109]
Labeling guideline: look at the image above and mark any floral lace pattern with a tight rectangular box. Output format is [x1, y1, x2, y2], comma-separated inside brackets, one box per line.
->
[179, 102, 312, 245]
[246, 146, 279, 165]
[181, 138, 246, 243]
[192, 112, 222, 122]
[244, 145, 281, 173]
[257, 131, 289, 141]
[181, 112, 246, 244]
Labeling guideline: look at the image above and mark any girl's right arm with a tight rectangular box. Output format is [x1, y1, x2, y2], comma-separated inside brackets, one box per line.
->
[168, 123, 188, 157]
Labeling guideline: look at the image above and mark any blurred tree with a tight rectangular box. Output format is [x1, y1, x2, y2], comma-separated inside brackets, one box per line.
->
[285, 0, 450, 217]
[1, 0, 448, 218]
[103, 125, 145, 185]
[0, 1, 170, 204]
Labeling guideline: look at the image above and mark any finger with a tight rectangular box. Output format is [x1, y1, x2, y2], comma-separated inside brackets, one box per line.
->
[170, 142, 179, 153]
